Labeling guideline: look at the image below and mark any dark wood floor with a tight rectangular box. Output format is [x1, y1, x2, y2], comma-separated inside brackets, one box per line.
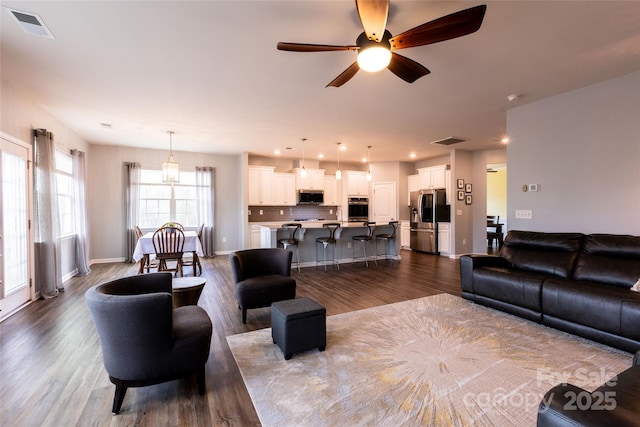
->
[0, 250, 461, 426]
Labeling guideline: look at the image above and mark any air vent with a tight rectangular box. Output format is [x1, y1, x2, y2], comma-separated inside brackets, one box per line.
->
[429, 137, 466, 146]
[5, 7, 54, 39]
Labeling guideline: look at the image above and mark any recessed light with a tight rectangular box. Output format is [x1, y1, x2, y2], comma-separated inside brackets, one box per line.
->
[100, 122, 112, 129]
[409, 153, 416, 159]
[274, 149, 281, 155]
[501, 136, 510, 144]
[318, 153, 324, 159]
[507, 94, 520, 102]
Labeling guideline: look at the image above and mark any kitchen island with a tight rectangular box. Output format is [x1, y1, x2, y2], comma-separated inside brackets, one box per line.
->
[250, 221, 400, 268]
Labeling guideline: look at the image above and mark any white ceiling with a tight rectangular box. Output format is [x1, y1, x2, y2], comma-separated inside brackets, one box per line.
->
[2, 1, 639, 164]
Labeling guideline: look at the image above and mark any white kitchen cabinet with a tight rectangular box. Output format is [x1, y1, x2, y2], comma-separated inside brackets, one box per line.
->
[250, 225, 262, 249]
[248, 166, 274, 205]
[293, 168, 325, 190]
[323, 176, 338, 205]
[407, 174, 418, 205]
[272, 172, 296, 206]
[445, 170, 451, 205]
[400, 220, 411, 249]
[438, 222, 451, 255]
[417, 165, 447, 189]
[345, 170, 369, 196]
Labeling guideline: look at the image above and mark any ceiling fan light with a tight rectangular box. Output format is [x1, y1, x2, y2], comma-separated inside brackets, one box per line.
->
[357, 47, 391, 72]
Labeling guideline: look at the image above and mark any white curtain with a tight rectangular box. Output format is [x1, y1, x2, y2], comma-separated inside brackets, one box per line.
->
[33, 129, 63, 298]
[71, 150, 90, 275]
[124, 162, 141, 262]
[196, 166, 215, 256]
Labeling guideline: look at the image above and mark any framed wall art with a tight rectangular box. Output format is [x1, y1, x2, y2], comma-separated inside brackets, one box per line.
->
[457, 190, 465, 201]
[457, 179, 464, 189]
[465, 195, 472, 205]
[465, 183, 472, 193]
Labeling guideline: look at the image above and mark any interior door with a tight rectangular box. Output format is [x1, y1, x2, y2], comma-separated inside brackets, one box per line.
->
[372, 182, 397, 224]
[0, 134, 33, 321]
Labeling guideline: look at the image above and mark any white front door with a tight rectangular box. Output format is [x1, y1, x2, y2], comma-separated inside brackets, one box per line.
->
[0, 134, 34, 321]
[372, 182, 397, 224]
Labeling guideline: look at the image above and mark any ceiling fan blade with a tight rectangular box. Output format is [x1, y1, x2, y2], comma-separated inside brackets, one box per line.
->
[277, 42, 358, 52]
[326, 62, 360, 87]
[389, 4, 487, 50]
[387, 52, 430, 83]
[356, 0, 389, 42]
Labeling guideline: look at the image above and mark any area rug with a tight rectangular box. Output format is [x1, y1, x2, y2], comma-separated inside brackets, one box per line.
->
[226, 294, 632, 426]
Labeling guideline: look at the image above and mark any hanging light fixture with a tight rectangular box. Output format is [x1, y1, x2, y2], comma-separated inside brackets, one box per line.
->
[335, 142, 342, 180]
[366, 145, 372, 181]
[162, 131, 180, 183]
[299, 138, 307, 178]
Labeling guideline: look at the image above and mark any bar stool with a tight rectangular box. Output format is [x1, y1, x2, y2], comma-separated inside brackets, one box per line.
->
[315, 223, 341, 272]
[376, 221, 399, 262]
[352, 221, 377, 267]
[279, 223, 302, 273]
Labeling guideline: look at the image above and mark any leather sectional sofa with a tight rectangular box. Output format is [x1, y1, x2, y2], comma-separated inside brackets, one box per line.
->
[537, 350, 640, 426]
[460, 230, 640, 353]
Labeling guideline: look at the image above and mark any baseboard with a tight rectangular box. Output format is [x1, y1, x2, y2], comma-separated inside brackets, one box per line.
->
[90, 257, 127, 265]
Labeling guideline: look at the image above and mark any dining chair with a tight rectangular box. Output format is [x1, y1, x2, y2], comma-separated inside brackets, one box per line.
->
[134, 225, 158, 273]
[183, 224, 204, 276]
[161, 222, 184, 231]
[487, 216, 504, 249]
[152, 226, 185, 277]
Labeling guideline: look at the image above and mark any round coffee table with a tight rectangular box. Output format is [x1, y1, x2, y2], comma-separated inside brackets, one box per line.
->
[172, 277, 206, 308]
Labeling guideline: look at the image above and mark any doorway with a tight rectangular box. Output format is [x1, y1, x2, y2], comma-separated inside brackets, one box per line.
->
[372, 182, 397, 223]
[486, 163, 507, 253]
[1, 134, 34, 321]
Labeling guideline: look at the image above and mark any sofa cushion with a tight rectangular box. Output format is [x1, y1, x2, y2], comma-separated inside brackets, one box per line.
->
[500, 231, 583, 278]
[542, 278, 640, 338]
[473, 267, 549, 312]
[573, 234, 640, 288]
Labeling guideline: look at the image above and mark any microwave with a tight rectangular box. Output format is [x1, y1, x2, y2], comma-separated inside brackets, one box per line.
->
[297, 190, 324, 204]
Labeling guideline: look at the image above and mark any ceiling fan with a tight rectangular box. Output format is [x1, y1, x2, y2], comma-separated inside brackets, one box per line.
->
[277, 0, 487, 87]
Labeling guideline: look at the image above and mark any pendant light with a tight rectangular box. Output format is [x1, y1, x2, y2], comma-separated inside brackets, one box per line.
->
[335, 142, 342, 180]
[366, 145, 372, 181]
[162, 131, 180, 183]
[299, 138, 307, 178]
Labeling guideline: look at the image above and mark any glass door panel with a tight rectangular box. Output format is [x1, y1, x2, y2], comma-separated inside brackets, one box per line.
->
[1, 136, 32, 320]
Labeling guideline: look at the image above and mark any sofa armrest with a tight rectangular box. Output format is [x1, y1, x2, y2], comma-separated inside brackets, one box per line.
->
[537, 383, 628, 427]
[459, 255, 509, 296]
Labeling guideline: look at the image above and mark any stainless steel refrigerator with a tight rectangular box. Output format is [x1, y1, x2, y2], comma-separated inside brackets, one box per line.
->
[410, 189, 450, 254]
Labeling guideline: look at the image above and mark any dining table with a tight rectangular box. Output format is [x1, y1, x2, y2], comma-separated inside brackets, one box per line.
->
[133, 230, 204, 274]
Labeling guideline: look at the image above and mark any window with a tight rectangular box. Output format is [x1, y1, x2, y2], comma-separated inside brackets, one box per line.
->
[139, 169, 197, 228]
[55, 150, 75, 236]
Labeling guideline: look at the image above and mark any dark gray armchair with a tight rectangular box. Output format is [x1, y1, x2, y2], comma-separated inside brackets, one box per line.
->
[230, 248, 297, 324]
[85, 273, 212, 413]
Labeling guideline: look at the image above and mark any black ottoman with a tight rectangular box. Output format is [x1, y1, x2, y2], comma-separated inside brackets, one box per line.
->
[271, 297, 326, 360]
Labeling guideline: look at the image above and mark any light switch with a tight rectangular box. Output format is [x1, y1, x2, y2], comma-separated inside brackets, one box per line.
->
[515, 209, 533, 219]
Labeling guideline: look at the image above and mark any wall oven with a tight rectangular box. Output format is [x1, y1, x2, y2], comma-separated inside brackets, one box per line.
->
[347, 197, 369, 222]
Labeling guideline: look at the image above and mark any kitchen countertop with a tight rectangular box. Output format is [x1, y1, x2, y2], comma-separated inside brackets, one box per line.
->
[250, 221, 388, 229]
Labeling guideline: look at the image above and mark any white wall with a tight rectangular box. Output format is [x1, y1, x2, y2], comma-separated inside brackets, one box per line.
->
[1, 79, 90, 279]
[507, 71, 640, 234]
[88, 144, 243, 261]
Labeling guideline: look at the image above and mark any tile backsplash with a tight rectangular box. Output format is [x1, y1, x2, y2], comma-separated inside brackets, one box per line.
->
[248, 205, 339, 222]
